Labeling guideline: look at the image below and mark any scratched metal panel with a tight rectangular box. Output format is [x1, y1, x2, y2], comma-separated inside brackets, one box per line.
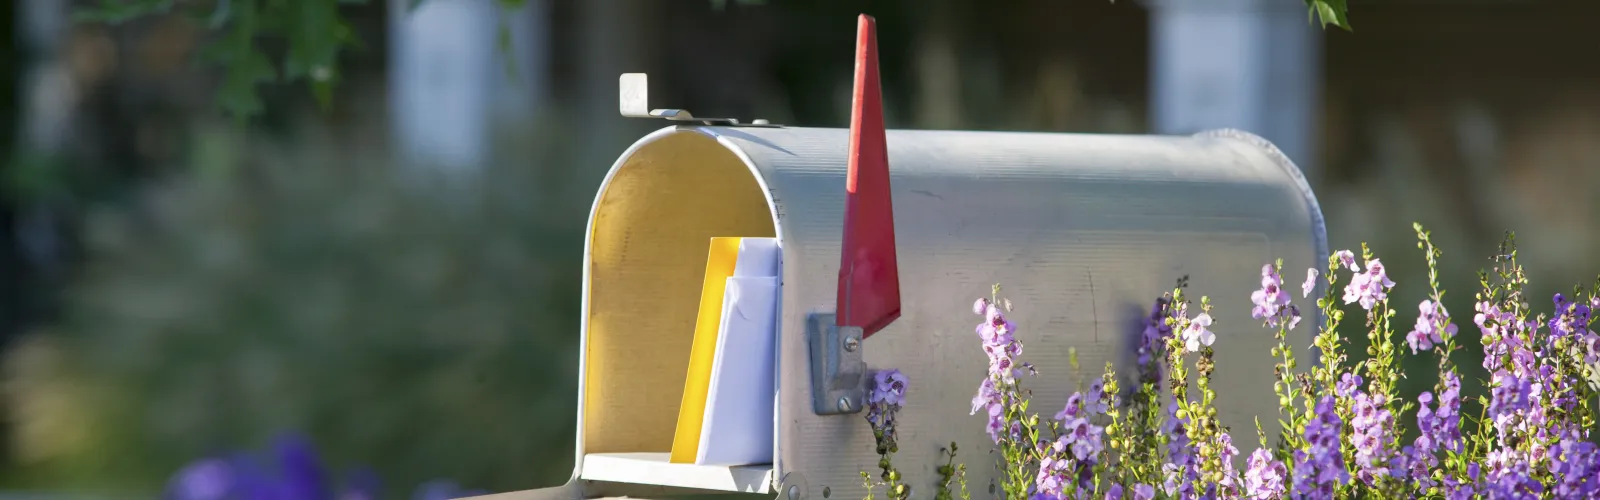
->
[698, 126, 1326, 500]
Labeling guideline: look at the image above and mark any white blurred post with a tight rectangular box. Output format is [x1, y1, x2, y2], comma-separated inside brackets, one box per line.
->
[1147, 0, 1321, 176]
[389, 0, 519, 172]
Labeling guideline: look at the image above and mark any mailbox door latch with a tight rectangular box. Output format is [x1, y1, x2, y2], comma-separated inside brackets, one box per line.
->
[806, 313, 866, 415]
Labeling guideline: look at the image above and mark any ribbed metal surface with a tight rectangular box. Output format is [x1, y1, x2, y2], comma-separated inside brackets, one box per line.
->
[700, 125, 1326, 499]
[547, 125, 1326, 500]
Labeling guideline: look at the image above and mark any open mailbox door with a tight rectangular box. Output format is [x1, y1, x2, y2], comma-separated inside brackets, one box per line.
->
[464, 13, 1327, 500]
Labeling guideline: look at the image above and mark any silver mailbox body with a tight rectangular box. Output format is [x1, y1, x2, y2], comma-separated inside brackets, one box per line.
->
[478, 125, 1326, 500]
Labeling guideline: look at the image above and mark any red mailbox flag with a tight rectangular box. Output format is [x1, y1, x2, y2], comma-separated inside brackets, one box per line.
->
[837, 14, 901, 339]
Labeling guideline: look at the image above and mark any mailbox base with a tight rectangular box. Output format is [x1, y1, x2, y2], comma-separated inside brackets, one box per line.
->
[458, 454, 774, 500]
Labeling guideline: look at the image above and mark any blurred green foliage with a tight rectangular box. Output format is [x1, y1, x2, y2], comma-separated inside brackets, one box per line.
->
[75, 0, 1350, 121]
[2, 123, 590, 496]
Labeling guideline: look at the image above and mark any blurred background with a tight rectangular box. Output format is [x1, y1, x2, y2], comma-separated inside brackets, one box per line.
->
[0, 0, 1597, 497]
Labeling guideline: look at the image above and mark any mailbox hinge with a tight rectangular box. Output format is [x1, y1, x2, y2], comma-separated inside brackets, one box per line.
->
[806, 313, 866, 415]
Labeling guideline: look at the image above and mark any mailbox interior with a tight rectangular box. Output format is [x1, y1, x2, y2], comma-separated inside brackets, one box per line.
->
[578, 129, 779, 491]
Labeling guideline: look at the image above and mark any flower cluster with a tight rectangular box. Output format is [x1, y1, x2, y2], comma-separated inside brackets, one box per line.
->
[865, 368, 910, 500]
[1251, 264, 1301, 329]
[166, 433, 482, 500]
[1292, 397, 1348, 500]
[1407, 299, 1457, 353]
[861, 225, 1600, 500]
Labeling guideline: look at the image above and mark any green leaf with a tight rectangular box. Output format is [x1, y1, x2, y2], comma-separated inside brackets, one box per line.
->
[1306, 0, 1351, 30]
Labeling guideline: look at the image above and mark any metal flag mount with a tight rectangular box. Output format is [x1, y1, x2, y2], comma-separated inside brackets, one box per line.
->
[837, 14, 901, 340]
[807, 14, 902, 416]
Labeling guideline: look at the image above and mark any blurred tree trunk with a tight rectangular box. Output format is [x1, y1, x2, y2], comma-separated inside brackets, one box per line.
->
[913, 0, 962, 130]
[8, 0, 72, 339]
[388, 0, 497, 171]
[1147, 0, 1321, 177]
[574, 0, 658, 175]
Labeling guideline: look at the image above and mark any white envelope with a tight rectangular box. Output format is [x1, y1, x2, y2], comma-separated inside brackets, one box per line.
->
[732, 238, 781, 278]
[695, 275, 779, 465]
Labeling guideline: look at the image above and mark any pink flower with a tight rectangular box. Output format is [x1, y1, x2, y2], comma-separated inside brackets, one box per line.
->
[1182, 313, 1216, 352]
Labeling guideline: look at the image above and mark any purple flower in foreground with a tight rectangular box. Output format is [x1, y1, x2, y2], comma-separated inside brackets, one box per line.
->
[166, 433, 471, 500]
[1291, 397, 1347, 500]
[169, 459, 236, 500]
[1342, 258, 1395, 311]
[1414, 372, 1464, 466]
[1132, 484, 1156, 500]
[1549, 432, 1600, 498]
[274, 433, 329, 500]
[1332, 250, 1358, 271]
[1408, 299, 1457, 354]
[1348, 391, 1394, 484]
[1104, 483, 1125, 500]
[1251, 264, 1295, 327]
[1182, 313, 1216, 352]
[1059, 417, 1105, 461]
[867, 369, 908, 437]
[870, 369, 908, 407]
[1336, 372, 1363, 395]
[1549, 293, 1593, 338]
[971, 378, 999, 415]
[1243, 448, 1286, 499]
[1136, 298, 1171, 383]
[984, 402, 1005, 443]
[1302, 268, 1319, 298]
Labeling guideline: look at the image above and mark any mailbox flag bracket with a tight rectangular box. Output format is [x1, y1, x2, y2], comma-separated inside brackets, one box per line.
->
[806, 313, 867, 415]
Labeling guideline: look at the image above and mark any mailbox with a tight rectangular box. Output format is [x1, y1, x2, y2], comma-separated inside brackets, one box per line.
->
[472, 15, 1326, 500]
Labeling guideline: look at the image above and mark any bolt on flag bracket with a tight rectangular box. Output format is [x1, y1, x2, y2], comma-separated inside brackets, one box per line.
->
[806, 14, 902, 417]
[618, 73, 780, 127]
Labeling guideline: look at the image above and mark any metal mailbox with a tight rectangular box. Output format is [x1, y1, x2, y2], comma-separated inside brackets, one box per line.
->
[472, 15, 1326, 500]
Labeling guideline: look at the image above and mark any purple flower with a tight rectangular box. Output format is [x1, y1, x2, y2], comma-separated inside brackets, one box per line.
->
[168, 459, 236, 500]
[1133, 484, 1156, 500]
[978, 303, 1018, 346]
[1342, 258, 1395, 311]
[1291, 397, 1347, 500]
[971, 378, 999, 415]
[1161, 402, 1200, 498]
[1243, 448, 1286, 499]
[1548, 432, 1600, 498]
[870, 369, 908, 407]
[1408, 299, 1457, 354]
[273, 433, 328, 500]
[1414, 372, 1464, 459]
[1301, 268, 1318, 298]
[1182, 313, 1216, 352]
[1036, 456, 1070, 500]
[1104, 483, 1125, 500]
[1084, 380, 1109, 416]
[1136, 298, 1171, 383]
[1348, 391, 1395, 484]
[1332, 250, 1357, 272]
[1336, 372, 1363, 395]
[985, 402, 1006, 443]
[1251, 264, 1295, 327]
[1488, 370, 1531, 420]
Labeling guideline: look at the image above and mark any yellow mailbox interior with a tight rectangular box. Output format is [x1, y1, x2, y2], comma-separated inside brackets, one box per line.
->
[584, 130, 777, 455]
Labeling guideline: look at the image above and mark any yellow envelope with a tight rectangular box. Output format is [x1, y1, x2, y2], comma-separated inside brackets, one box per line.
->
[670, 237, 743, 463]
